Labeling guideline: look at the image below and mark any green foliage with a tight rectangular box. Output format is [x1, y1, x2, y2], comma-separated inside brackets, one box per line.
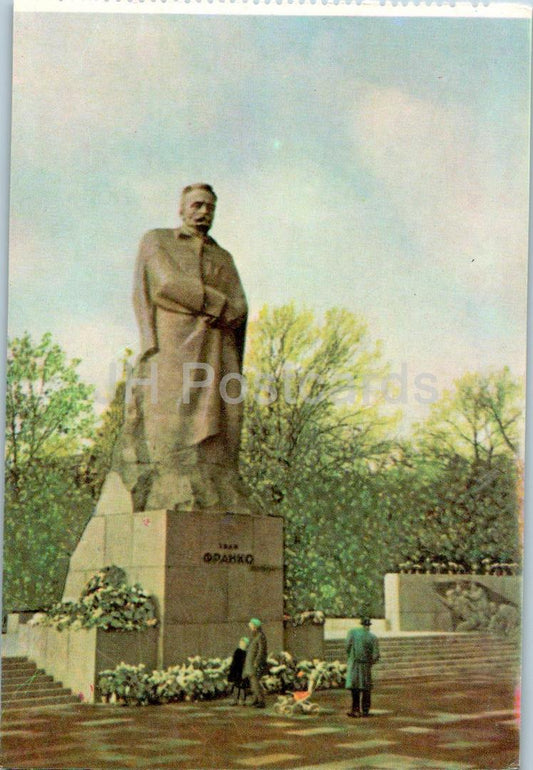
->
[30, 567, 158, 631]
[3, 463, 94, 611]
[416, 368, 522, 464]
[6, 332, 96, 492]
[98, 654, 347, 706]
[4, 332, 97, 611]
[241, 309, 523, 615]
[241, 304, 398, 616]
[99, 663, 154, 707]
[282, 467, 412, 617]
[398, 369, 523, 571]
[285, 610, 325, 627]
[241, 303, 395, 507]
[5, 323, 522, 620]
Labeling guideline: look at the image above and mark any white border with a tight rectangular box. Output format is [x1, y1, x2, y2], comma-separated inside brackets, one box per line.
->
[13, 0, 533, 20]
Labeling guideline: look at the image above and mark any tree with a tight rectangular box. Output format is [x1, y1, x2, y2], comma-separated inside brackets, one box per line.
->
[6, 332, 96, 498]
[240, 304, 395, 507]
[240, 304, 400, 615]
[4, 333, 97, 610]
[402, 369, 524, 570]
[416, 368, 523, 469]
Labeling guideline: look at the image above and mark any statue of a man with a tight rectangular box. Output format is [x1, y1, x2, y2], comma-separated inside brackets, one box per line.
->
[111, 184, 256, 513]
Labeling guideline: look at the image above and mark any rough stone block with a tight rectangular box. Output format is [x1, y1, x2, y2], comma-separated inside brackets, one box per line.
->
[27, 626, 48, 664]
[16, 624, 31, 657]
[384, 573, 522, 632]
[105, 514, 134, 567]
[95, 471, 133, 516]
[6, 614, 19, 634]
[165, 567, 228, 624]
[253, 516, 283, 568]
[132, 510, 168, 566]
[162, 621, 248, 661]
[63, 569, 93, 602]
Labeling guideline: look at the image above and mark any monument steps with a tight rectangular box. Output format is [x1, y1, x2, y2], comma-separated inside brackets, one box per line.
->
[324, 648, 518, 661]
[1, 657, 81, 711]
[3, 679, 65, 694]
[1, 670, 54, 683]
[2, 694, 82, 710]
[324, 634, 520, 680]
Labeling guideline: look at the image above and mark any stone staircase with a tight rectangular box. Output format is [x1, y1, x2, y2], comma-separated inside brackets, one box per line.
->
[324, 633, 521, 681]
[1, 656, 82, 711]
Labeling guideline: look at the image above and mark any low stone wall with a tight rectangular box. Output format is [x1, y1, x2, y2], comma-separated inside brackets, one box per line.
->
[385, 573, 521, 632]
[283, 625, 324, 660]
[324, 618, 388, 640]
[10, 622, 158, 703]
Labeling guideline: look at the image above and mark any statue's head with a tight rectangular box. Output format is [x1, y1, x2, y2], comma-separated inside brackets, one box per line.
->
[179, 183, 217, 235]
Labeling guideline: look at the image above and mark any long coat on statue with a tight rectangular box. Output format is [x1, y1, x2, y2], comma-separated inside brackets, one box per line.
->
[115, 226, 248, 469]
[345, 626, 380, 690]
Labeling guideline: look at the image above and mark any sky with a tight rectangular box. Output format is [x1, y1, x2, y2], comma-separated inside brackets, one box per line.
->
[7, 10, 531, 428]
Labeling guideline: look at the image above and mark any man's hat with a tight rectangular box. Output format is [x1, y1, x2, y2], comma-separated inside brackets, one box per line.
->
[249, 618, 262, 628]
[361, 617, 372, 627]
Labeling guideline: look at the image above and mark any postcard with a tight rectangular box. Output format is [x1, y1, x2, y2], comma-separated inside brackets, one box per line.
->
[1, 1, 529, 768]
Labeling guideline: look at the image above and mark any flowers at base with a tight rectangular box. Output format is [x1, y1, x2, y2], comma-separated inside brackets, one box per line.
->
[285, 610, 326, 627]
[30, 566, 158, 632]
[97, 654, 347, 707]
[98, 656, 232, 706]
[398, 558, 519, 576]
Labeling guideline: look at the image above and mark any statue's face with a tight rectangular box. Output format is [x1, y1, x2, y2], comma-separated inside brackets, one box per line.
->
[181, 189, 216, 234]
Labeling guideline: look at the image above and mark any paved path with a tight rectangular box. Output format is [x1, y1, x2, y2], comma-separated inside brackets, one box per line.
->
[1, 677, 519, 769]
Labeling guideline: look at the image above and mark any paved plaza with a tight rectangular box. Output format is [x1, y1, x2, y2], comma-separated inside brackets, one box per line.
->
[0, 676, 519, 769]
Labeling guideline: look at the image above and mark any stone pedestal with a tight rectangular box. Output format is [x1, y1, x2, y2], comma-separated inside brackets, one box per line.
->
[63, 473, 284, 666]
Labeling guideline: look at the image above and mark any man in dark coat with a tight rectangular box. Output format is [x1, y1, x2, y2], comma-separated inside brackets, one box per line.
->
[345, 617, 380, 718]
[243, 618, 268, 708]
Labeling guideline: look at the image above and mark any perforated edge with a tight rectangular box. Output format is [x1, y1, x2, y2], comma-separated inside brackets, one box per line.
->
[13, 0, 533, 18]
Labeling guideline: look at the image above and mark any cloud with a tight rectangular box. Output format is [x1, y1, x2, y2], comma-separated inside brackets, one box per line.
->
[7, 14, 528, 424]
[350, 83, 528, 312]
